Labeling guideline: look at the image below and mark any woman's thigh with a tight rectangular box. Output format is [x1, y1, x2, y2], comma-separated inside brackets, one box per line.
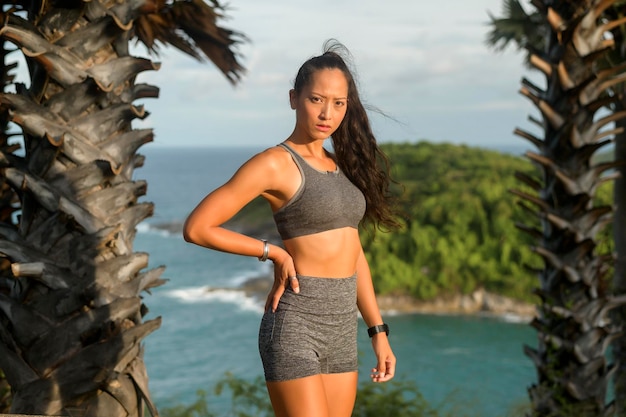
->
[321, 372, 358, 417]
[266, 372, 357, 417]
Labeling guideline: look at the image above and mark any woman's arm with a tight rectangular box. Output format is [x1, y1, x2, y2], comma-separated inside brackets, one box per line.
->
[182, 148, 299, 310]
[183, 149, 289, 258]
[356, 247, 396, 382]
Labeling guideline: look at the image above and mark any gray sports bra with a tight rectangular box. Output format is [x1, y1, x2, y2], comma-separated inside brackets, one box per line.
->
[272, 143, 366, 240]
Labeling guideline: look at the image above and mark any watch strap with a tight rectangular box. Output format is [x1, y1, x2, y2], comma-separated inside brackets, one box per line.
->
[367, 323, 389, 338]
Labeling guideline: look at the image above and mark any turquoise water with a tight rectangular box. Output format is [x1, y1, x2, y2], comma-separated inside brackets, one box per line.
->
[135, 146, 536, 416]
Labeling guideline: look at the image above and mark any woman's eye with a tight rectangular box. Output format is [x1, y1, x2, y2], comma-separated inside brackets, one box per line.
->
[335, 101, 346, 107]
[310, 96, 322, 103]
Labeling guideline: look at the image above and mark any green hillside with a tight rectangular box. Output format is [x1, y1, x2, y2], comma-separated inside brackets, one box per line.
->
[363, 141, 613, 302]
[231, 141, 614, 303]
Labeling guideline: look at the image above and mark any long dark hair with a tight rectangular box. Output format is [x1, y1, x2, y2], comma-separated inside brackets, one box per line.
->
[293, 40, 400, 230]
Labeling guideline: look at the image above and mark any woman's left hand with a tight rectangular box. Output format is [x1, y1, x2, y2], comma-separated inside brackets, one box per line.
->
[370, 334, 396, 382]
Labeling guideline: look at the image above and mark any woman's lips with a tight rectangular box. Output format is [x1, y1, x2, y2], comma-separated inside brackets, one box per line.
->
[316, 124, 331, 132]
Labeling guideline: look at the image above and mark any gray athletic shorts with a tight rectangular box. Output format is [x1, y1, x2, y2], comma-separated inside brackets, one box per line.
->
[258, 274, 358, 382]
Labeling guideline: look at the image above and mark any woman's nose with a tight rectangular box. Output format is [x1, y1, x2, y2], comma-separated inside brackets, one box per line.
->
[320, 104, 331, 119]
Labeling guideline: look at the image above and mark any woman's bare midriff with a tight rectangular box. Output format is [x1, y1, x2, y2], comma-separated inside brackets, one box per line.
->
[282, 227, 361, 278]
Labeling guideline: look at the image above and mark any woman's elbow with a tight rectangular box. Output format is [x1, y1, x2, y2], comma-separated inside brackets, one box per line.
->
[182, 218, 220, 249]
[182, 218, 199, 244]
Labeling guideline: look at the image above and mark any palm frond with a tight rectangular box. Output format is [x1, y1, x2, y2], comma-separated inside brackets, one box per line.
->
[134, 0, 246, 84]
[486, 0, 546, 54]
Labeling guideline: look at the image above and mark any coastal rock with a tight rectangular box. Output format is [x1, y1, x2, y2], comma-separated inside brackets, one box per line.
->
[151, 221, 184, 234]
[238, 276, 536, 321]
[376, 288, 536, 321]
[241, 276, 273, 299]
[150, 218, 281, 243]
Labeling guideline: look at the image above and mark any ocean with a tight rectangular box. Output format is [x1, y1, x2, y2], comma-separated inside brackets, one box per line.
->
[134, 145, 535, 417]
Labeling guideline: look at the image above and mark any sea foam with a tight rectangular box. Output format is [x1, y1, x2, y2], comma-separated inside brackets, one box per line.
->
[164, 286, 262, 313]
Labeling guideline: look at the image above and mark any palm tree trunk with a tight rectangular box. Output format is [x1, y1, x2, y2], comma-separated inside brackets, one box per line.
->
[513, 1, 626, 415]
[0, 3, 165, 415]
[612, 112, 626, 415]
[0, 16, 21, 413]
[487, 1, 626, 411]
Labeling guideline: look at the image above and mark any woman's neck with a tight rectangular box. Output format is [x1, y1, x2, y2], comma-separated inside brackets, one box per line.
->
[284, 137, 328, 159]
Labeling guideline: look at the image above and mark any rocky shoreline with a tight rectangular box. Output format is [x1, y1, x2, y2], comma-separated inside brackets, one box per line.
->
[152, 221, 536, 323]
[239, 276, 536, 323]
[375, 289, 536, 322]
[152, 222, 536, 322]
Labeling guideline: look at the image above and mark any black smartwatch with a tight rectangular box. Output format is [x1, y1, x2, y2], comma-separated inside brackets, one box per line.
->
[367, 323, 389, 338]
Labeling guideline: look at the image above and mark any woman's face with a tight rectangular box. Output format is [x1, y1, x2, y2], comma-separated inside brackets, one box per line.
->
[289, 68, 349, 141]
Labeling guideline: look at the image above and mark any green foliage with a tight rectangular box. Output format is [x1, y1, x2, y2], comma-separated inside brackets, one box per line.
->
[231, 141, 615, 303]
[353, 379, 441, 417]
[159, 389, 215, 417]
[159, 373, 273, 417]
[363, 141, 613, 302]
[159, 373, 485, 417]
[214, 372, 274, 417]
[0, 369, 10, 413]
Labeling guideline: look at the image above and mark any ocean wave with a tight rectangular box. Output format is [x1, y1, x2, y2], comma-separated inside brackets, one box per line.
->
[137, 222, 179, 238]
[136, 222, 151, 234]
[440, 347, 473, 356]
[137, 220, 183, 237]
[164, 286, 263, 313]
[498, 313, 530, 324]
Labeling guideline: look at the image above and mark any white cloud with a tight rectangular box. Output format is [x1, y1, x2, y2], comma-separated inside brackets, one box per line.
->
[133, 0, 533, 148]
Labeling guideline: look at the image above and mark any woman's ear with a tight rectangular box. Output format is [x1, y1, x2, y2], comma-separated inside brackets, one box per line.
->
[289, 89, 296, 109]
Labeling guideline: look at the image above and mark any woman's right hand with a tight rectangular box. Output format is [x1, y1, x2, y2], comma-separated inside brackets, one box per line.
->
[265, 245, 299, 312]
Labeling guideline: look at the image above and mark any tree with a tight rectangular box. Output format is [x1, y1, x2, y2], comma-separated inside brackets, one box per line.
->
[0, 0, 244, 415]
[601, 5, 626, 412]
[488, 1, 626, 413]
[488, 1, 626, 415]
[0, 24, 20, 413]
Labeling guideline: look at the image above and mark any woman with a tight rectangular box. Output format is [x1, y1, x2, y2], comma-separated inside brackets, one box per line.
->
[183, 41, 398, 417]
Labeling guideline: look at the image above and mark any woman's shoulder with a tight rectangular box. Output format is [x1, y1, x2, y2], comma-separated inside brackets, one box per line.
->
[260, 143, 289, 157]
[246, 144, 292, 170]
[234, 144, 298, 192]
[229, 144, 293, 181]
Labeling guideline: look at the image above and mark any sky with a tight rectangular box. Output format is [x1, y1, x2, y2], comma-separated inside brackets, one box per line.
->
[133, 0, 534, 149]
